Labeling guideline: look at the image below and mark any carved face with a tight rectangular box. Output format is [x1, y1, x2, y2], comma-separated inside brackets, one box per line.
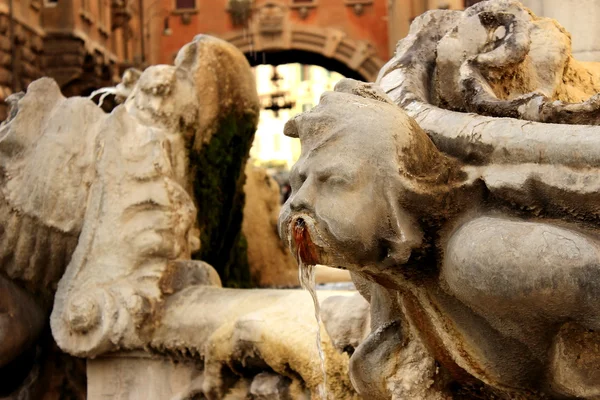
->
[278, 88, 425, 272]
[125, 65, 198, 136]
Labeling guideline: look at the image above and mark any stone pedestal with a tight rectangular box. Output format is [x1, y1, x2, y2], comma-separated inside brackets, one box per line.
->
[87, 352, 203, 400]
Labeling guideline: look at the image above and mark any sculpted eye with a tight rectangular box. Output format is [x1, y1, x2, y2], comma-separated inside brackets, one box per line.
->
[319, 174, 351, 186]
[329, 176, 351, 186]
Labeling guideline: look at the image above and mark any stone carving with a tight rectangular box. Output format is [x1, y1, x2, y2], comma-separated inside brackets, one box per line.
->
[255, 1, 286, 34]
[0, 33, 364, 400]
[279, 1, 600, 398]
[379, 0, 600, 126]
[0, 34, 259, 397]
[227, 0, 254, 26]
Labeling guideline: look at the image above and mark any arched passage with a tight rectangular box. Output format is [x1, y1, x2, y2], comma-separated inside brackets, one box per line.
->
[220, 24, 384, 82]
[244, 49, 366, 81]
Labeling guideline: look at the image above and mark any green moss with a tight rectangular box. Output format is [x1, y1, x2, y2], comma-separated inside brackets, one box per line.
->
[190, 112, 256, 288]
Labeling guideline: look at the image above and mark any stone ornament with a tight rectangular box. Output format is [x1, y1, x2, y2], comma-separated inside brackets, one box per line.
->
[0, 34, 363, 399]
[380, 0, 600, 125]
[0, 35, 252, 397]
[280, 1, 600, 398]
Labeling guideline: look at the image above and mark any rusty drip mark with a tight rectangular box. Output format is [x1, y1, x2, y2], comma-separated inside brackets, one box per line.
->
[293, 218, 320, 265]
[402, 291, 476, 385]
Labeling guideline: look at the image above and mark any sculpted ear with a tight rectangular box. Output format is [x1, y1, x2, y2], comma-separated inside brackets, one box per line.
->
[381, 181, 423, 266]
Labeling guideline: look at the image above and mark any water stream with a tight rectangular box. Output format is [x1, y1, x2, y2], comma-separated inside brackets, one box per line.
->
[88, 87, 118, 108]
[298, 256, 328, 399]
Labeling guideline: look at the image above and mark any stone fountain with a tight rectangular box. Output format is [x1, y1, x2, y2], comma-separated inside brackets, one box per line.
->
[2, 1, 600, 399]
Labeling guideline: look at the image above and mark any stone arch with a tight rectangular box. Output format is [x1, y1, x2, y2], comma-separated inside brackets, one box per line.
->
[220, 25, 385, 82]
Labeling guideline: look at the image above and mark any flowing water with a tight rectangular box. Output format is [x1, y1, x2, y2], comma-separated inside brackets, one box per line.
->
[298, 256, 328, 399]
[88, 87, 118, 108]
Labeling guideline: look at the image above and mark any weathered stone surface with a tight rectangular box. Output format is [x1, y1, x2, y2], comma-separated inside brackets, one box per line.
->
[521, 0, 600, 62]
[0, 35, 263, 398]
[87, 354, 316, 400]
[249, 372, 306, 400]
[379, 0, 600, 126]
[151, 287, 359, 399]
[87, 352, 203, 400]
[280, 65, 600, 398]
[181, 36, 260, 288]
[320, 293, 370, 355]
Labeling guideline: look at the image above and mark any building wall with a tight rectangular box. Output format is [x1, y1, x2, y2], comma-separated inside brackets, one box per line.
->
[156, 0, 389, 72]
[42, 0, 139, 94]
[0, 0, 152, 120]
[0, 0, 45, 117]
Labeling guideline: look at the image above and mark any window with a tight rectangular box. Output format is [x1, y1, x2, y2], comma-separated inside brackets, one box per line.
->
[176, 0, 196, 9]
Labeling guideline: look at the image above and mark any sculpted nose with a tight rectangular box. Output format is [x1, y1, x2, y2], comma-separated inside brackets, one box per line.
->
[290, 183, 314, 212]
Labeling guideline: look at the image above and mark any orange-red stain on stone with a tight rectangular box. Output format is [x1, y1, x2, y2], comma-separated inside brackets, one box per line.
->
[293, 221, 320, 265]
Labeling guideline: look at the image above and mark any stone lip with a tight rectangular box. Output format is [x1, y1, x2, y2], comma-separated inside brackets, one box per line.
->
[279, 212, 333, 266]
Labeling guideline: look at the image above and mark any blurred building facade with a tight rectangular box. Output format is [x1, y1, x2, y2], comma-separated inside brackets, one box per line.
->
[250, 63, 343, 170]
[155, 0, 390, 82]
[150, 0, 469, 172]
[0, 0, 155, 119]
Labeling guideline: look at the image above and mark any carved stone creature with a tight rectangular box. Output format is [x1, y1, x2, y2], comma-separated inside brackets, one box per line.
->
[278, 2, 600, 397]
[380, 0, 600, 125]
[0, 35, 259, 397]
[0, 34, 361, 400]
[279, 76, 600, 398]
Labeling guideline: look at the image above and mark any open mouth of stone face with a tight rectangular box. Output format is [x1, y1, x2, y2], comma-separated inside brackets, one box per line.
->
[292, 217, 321, 265]
[287, 215, 368, 272]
